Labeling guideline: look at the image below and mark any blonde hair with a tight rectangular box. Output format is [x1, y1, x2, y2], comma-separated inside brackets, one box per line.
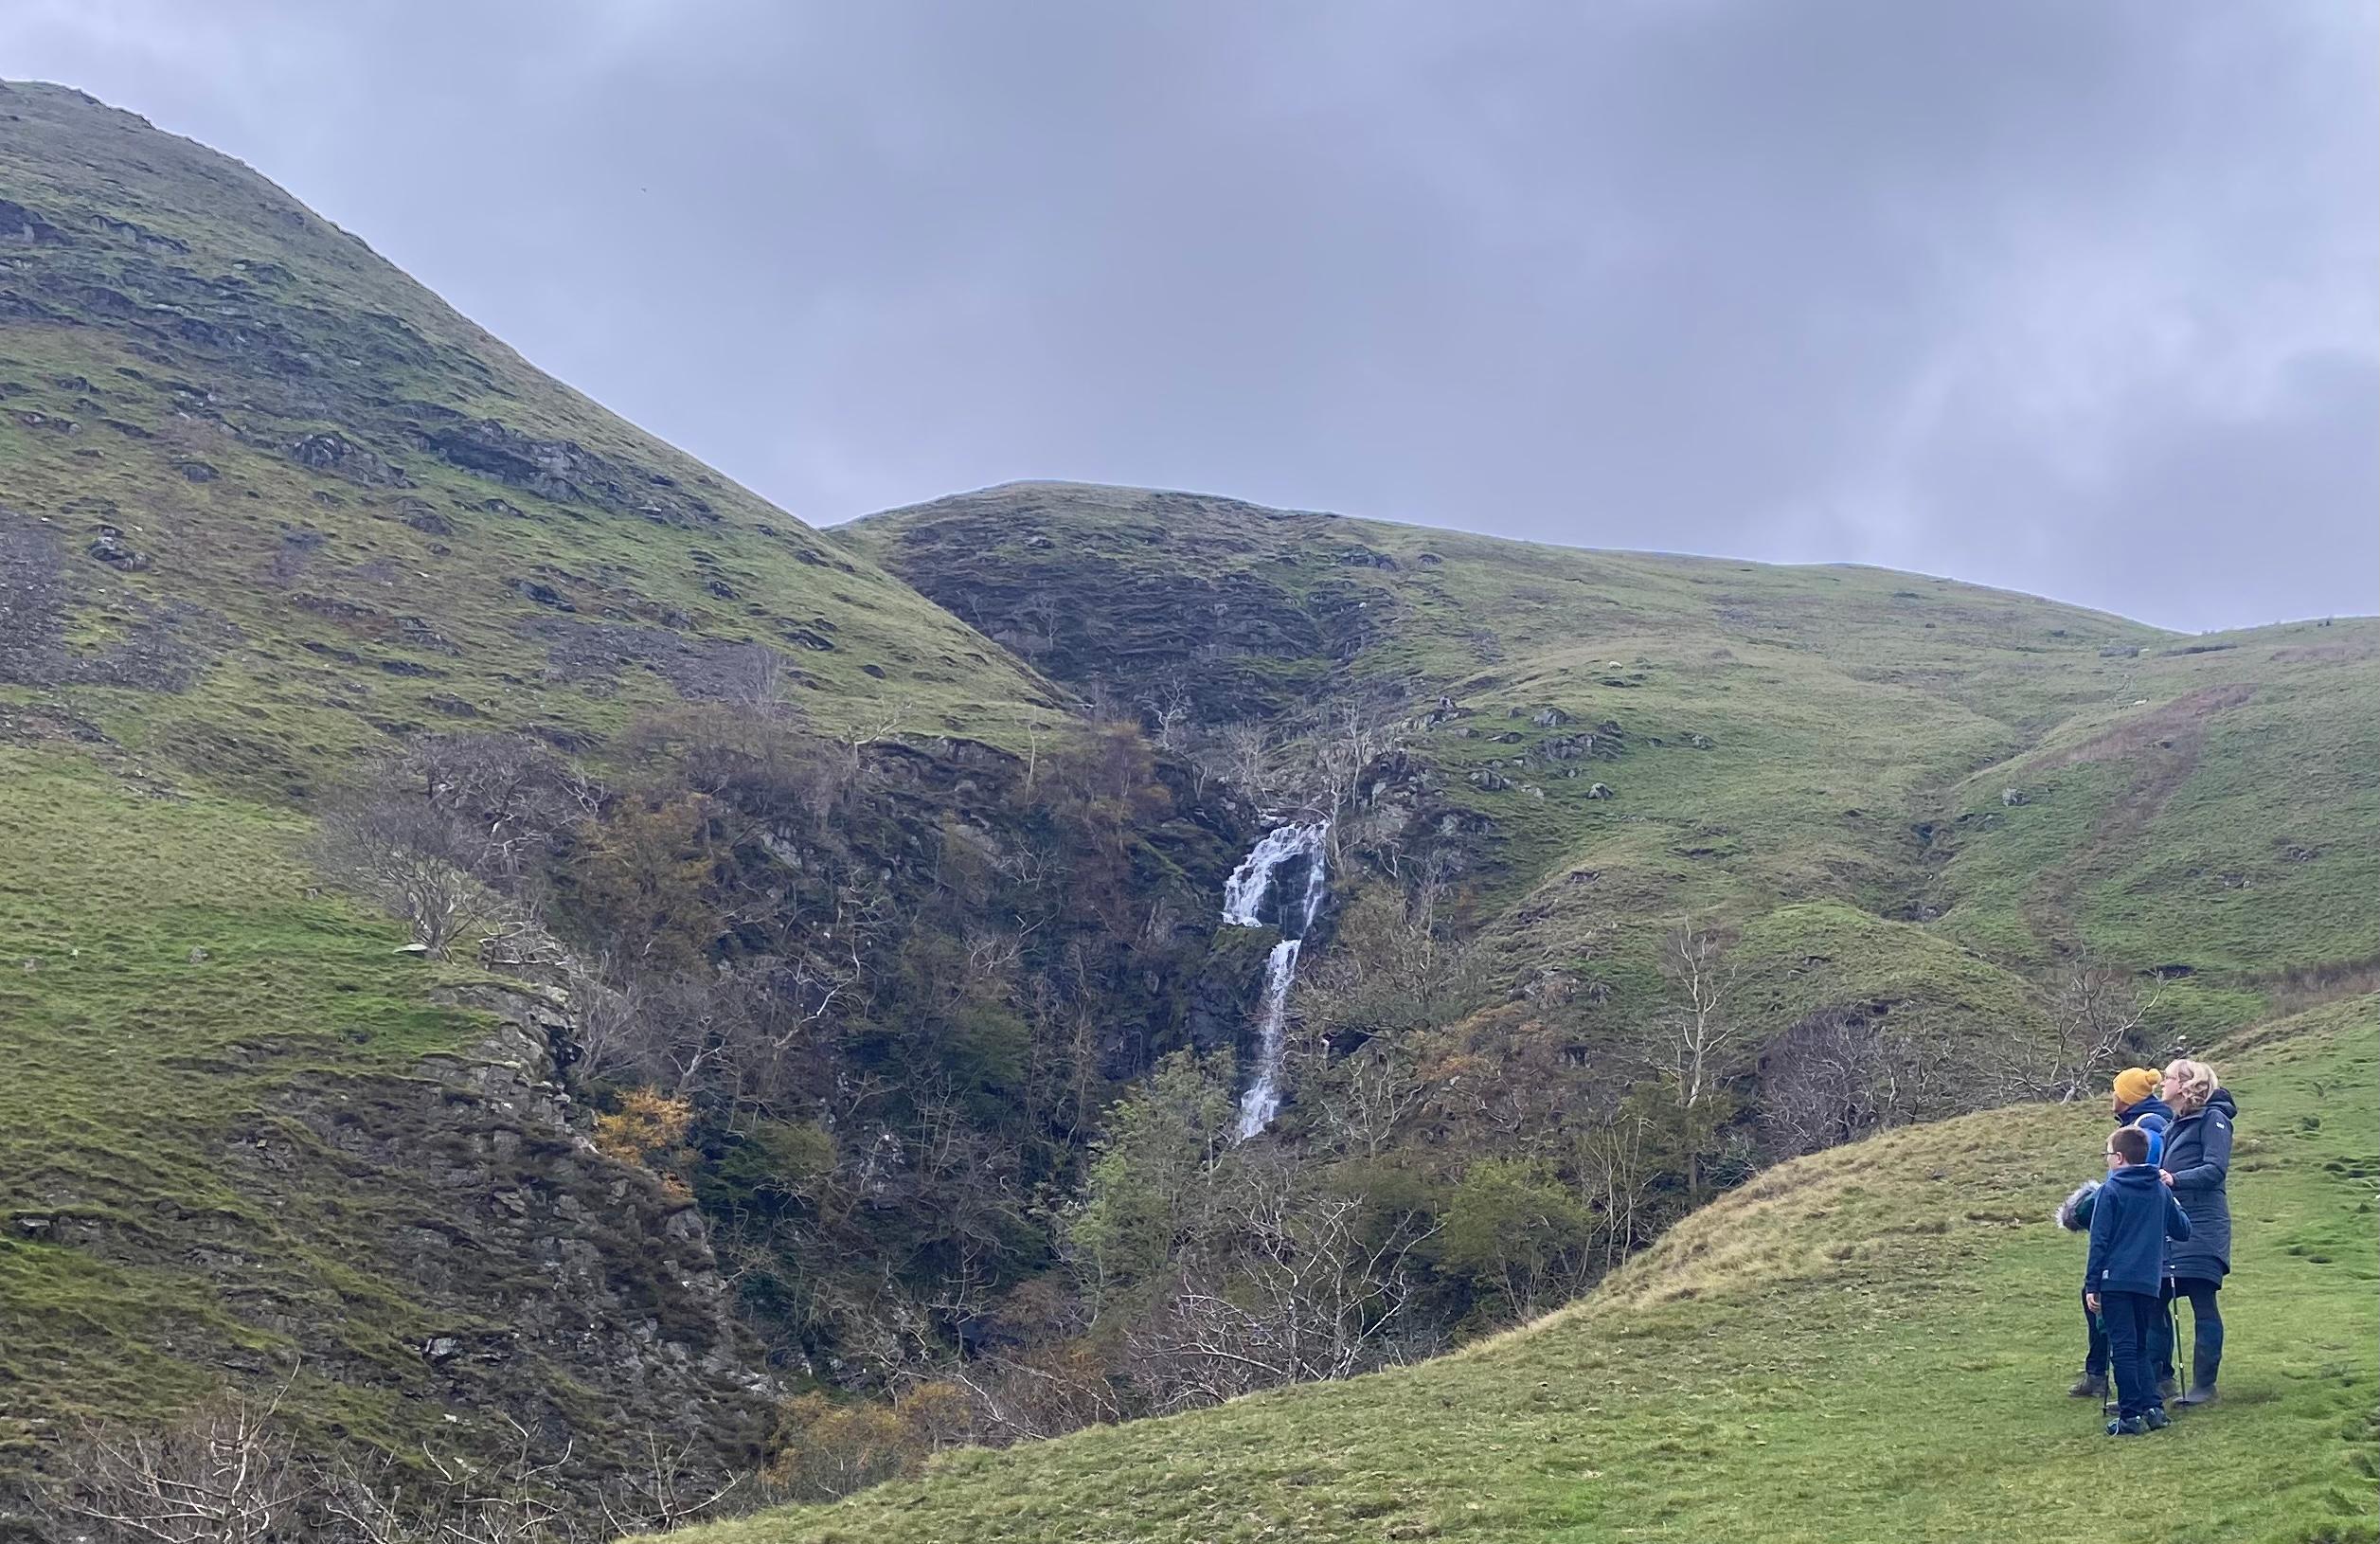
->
[2163, 1058, 2219, 1115]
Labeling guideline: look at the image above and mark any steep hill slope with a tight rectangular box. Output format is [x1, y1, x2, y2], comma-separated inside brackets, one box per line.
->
[850, 482, 2380, 1053]
[0, 80, 1078, 1506]
[0, 81, 1055, 760]
[672, 994, 2380, 1544]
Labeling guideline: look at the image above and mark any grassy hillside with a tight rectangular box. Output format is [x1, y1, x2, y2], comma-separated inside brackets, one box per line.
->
[0, 82, 1053, 765]
[8, 78, 2372, 1535]
[0, 79, 1051, 1495]
[671, 994, 2380, 1544]
[851, 483, 2380, 1050]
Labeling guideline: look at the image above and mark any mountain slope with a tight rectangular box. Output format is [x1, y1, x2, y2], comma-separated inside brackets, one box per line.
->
[850, 481, 2380, 1051]
[0, 81, 1055, 763]
[672, 994, 2380, 1544]
[0, 80, 1058, 1503]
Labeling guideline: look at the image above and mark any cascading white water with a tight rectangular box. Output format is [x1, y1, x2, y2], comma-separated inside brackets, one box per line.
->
[1219, 820, 1329, 1138]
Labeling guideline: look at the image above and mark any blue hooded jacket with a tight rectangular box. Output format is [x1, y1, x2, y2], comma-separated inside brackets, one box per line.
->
[2056, 1096, 2178, 1232]
[2085, 1162, 2192, 1298]
[2118, 1095, 2174, 1166]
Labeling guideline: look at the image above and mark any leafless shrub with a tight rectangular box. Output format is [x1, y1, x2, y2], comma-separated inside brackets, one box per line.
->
[1123, 1176, 1436, 1414]
[41, 1391, 313, 1543]
[42, 1394, 743, 1544]
[1993, 964, 2165, 1103]
[924, 1342, 1121, 1445]
[313, 789, 518, 959]
[1758, 1008, 1950, 1158]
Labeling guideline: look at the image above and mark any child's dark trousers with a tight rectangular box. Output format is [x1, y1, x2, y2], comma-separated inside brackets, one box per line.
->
[2099, 1289, 2166, 1419]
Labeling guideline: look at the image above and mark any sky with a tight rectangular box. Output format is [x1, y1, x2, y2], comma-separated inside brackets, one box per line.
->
[4, 1, 2373, 632]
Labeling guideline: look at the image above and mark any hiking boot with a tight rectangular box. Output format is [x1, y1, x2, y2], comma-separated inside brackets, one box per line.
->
[2067, 1372, 2108, 1399]
[2174, 1384, 2218, 1407]
[2156, 1375, 2180, 1402]
[2140, 1408, 2171, 1431]
[2105, 1416, 2146, 1437]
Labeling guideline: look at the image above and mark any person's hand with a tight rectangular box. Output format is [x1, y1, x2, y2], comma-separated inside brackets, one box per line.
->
[2160, 1170, 2174, 1187]
[2085, 1292, 2101, 1314]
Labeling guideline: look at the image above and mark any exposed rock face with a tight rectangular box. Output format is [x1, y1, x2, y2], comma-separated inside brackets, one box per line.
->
[411, 415, 712, 526]
[859, 485, 1398, 723]
[290, 429, 411, 487]
[23, 977, 771, 1500]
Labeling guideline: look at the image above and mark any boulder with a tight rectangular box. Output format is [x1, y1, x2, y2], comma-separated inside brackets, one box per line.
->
[85, 527, 148, 570]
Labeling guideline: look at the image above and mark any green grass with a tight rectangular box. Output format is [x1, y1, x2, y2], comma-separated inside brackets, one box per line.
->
[0, 745, 486, 1454]
[1936, 635, 2380, 983]
[671, 996, 2379, 1544]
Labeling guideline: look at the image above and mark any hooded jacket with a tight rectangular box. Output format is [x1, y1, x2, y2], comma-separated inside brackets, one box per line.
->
[2161, 1088, 2237, 1280]
[2085, 1162, 2192, 1298]
[2057, 1095, 2179, 1232]
[2118, 1095, 2174, 1166]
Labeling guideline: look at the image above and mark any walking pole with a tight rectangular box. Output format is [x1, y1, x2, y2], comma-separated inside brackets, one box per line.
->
[2098, 1309, 2118, 1420]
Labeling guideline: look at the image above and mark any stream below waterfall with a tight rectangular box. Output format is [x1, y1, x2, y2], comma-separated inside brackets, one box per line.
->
[1219, 820, 1329, 1139]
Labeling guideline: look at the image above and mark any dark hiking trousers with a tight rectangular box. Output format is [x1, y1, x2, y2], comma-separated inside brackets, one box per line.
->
[2160, 1275, 2224, 1390]
[2082, 1288, 2109, 1375]
[2100, 1290, 2165, 1419]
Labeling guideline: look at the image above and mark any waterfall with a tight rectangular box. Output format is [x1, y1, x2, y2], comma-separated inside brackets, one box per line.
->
[1219, 820, 1329, 1139]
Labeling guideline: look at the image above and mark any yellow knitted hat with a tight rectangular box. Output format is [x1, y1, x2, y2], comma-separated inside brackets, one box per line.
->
[2112, 1068, 2160, 1107]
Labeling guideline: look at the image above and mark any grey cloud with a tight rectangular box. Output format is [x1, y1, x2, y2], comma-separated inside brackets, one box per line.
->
[3, 0, 2371, 630]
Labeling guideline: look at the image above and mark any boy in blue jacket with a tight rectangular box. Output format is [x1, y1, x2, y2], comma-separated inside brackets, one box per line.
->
[2058, 1068, 2174, 1399]
[2085, 1122, 2193, 1434]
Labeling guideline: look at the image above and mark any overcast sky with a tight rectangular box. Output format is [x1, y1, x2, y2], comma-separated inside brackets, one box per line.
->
[6, 1, 2373, 631]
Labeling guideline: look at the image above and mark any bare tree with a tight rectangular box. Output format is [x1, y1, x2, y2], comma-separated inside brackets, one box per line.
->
[1137, 667, 1195, 752]
[1655, 919, 1743, 1199]
[721, 643, 802, 725]
[1759, 1008, 1951, 1158]
[844, 701, 907, 765]
[1313, 1035, 1431, 1160]
[1575, 1112, 1656, 1272]
[313, 734, 591, 960]
[45, 1390, 313, 1544]
[1214, 720, 1273, 799]
[1017, 589, 1063, 656]
[1995, 964, 2166, 1103]
[1309, 696, 1404, 843]
[1122, 1169, 1437, 1413]
[1021, 711, 1055, 794]
[313, 792, 514, 959]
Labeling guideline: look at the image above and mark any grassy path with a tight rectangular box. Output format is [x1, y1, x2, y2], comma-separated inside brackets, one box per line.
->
[671, 997, 2377, 1544]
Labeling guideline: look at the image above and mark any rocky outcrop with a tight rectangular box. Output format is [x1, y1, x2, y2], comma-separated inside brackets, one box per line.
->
[410, 415, 712, 527]
[20, 975, 772, 1502]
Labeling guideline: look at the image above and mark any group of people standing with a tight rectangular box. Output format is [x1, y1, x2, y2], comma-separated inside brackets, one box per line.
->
[2056, 1059, 2237, 1435]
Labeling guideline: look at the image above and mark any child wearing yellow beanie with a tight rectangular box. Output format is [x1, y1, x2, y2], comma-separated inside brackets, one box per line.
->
[2112, 1068, 2161, 1109]
[2058, 1069, 2177, 1400]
